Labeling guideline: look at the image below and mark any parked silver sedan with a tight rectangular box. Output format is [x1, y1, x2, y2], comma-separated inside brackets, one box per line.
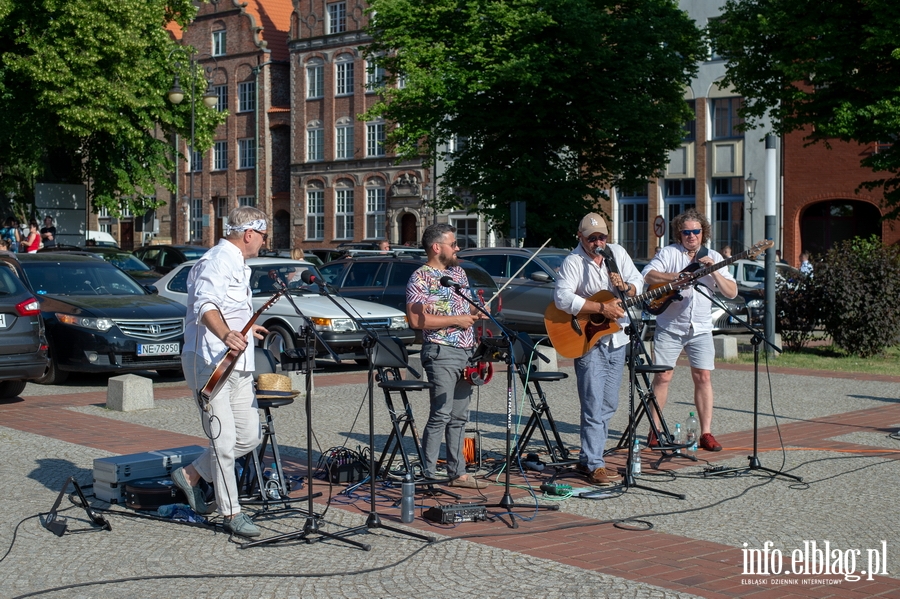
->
[152, 258, 415, 362]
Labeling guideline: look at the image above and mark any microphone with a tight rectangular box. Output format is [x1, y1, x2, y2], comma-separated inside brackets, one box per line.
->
[300, 270, 317, 285]
[439, 275, 462, 290]
[593, 246, 604, 256]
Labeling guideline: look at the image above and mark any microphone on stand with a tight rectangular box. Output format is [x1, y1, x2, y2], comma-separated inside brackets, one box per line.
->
[300, 269, 327, 293]
[439, 275, 464, 290]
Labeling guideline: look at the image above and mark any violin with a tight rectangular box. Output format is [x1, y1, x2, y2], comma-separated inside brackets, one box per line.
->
[464, 288, 494, 386]
[198, 287, 287, 411]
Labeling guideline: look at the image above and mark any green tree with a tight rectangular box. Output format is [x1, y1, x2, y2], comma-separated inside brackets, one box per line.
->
[0, 0, 223, 217]
[708, 0, 900, 220]
[364, 0, 705, 244]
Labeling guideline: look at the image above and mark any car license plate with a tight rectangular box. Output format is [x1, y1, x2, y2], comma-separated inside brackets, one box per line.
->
[137, 342, 180, 356]
[728, 315, 748, 324]
[0, 313, 5, 328]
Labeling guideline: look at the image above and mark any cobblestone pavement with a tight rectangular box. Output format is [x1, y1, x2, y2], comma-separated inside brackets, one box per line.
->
[1, 355, 898, 599]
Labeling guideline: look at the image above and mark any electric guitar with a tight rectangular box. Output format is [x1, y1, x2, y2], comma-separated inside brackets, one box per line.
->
[543, 240, 773, 359]
[198, 287, 288, 411]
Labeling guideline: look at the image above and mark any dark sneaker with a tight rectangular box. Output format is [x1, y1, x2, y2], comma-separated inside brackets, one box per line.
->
[171, 467, 214, 515]
[699, 433, 723, 452]
[224, 512, 260, 538]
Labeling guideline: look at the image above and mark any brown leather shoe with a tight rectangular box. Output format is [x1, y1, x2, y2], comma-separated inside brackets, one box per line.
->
[699, 433, 723, 452]
[648, 428, 659, 448]
[447, 476, 489, 489]
[582, 466, 621, 486]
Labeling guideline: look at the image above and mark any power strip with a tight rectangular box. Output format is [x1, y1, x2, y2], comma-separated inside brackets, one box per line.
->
[422, 503, 487, 524]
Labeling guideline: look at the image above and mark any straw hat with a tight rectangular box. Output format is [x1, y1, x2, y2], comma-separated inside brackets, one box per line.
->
[255, 373, 300, 399]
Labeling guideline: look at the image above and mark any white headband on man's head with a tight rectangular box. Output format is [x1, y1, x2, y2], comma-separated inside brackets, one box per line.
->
[225, 219, 267, 234]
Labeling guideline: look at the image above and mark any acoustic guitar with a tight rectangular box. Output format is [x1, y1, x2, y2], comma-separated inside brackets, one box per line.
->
[543, 240, 773, 359]
[198, 287, 288, 411]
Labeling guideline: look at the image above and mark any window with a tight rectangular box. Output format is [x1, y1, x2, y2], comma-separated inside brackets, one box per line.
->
[238, 138, 256, 169]
[188, 146, 202, 173]
[239, 196, 256, 207]
[665, 179, 696, 197]
[468, 254, 506, 278]
[343, 262, 385, 288]
[684, 100, 696, 141]
[238, 81, 256, 112]
[307, 122, 324, 162]
[453, 218, 478, 249]
[336, 119, 355, 159]
[191, 198, 203, 242]
[366, 186, 385, 238]
[618, 197, 648, 259]
[367, 122, 385, 156]
[213, 141, 228, 170]
[335, 188, 354, 239]
[712, 97, 744, 139]
[335, 55, 354, 96]
[212, 30, 226, 56]
[306, 61, 324, 99]
[366, 60, 385, 90]
[306, 189, 324, 240]
[712, 177, 745, 251]
[327, 2, 346, 34]
[509, 255, 547, 280]
[212, 84, 227, 112]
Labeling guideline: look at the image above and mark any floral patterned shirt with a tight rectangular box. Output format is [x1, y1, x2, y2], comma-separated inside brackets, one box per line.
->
[406, 264, 475, 348]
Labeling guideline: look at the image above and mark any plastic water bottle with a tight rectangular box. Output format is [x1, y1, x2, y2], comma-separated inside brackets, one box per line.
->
[400, 473, 415, 523]
[265, 463, 281, 500]
[673, 423, 683, 454]
[631, 437, 642, 477]
[685, 412, 699, 455]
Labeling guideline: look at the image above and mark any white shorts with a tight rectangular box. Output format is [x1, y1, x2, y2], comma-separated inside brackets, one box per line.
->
[652, 327, 715, 371]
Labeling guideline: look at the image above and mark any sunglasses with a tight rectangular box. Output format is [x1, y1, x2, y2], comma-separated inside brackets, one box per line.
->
[681, 229, 702, 237]
[586, 234, 608, 243]
[251, 229, 269, 242]
[438, 241, 459, 248]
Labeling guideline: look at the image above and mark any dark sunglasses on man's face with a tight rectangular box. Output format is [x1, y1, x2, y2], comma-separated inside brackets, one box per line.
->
[681, 229, 701, 237]
[587, 234, 608, 243]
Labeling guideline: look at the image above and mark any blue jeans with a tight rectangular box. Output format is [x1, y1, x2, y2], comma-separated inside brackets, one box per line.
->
[574, 341, 626, 470]
[420, 343, 473, 478]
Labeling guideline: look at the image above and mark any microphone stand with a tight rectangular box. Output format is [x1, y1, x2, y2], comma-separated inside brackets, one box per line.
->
[446, 282, 559, 529]
[242, 275, 371, 550]
[692, 284, 802, 482]
[301, 272, 433, 543]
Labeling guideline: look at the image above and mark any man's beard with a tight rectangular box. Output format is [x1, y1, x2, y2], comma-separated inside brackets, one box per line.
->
[438, 253, 459, 268]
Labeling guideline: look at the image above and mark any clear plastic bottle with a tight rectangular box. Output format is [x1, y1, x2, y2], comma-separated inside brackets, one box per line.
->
[631, 437, 642, 477]
[265, 463, 281, 499]
[400, 473, 415, 523]
[673, 423, 683, 454]
[685, 412, 699, 455]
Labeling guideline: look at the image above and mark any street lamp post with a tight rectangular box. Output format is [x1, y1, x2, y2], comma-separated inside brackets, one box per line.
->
[745, 172, 757, 247]
[168, 54, 218, 244]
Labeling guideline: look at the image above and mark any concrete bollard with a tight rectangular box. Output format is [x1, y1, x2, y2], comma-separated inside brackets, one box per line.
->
[106, 374, 154, 411]
[713, 336, 738, 360]
[536, 346, 559, 372]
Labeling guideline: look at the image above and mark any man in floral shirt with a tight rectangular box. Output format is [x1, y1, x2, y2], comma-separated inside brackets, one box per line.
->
[406, 223, 487, 489]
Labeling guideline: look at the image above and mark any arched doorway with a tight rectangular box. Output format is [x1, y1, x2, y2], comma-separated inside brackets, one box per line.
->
[273, 209, 290, 250]
[800, 200, 881, 255]
[400, 213, 418, 245]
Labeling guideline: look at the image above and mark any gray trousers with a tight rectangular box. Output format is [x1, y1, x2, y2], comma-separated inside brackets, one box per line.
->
[420, 343, 473, 478]
[574, 341, 626, 470]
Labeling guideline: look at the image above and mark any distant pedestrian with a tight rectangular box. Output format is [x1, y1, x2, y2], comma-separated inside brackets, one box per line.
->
[40, 216, 57, 248]
[24, 220, 41, 253]
[721, 245, 732, 258]
[799, 251, 813, 276]
[775, 249, 788, 265]
[1, 217, 20, 253]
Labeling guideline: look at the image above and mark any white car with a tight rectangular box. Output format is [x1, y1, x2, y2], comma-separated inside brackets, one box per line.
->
[152, 258, 414, 362]
[727, 259, 802, 290]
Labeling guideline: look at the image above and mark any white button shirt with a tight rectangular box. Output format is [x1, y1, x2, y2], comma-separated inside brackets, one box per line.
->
[553, 243, 644, 349]
[641, 244, 735, 335]
[183, 239, 255, 372]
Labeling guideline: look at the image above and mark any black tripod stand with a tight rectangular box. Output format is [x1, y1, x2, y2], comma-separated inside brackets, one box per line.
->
[302, 271, 433, 543]
[448, 284, 559, 528]
[242, 275, 371, 550]
[693, 284, 802, 482]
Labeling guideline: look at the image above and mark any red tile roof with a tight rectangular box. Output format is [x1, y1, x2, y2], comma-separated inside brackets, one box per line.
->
[242, 0, 293, 63]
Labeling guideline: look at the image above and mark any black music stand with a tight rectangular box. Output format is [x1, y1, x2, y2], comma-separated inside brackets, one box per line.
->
[449, 287, 559, 529]
[693, 284, 802, 483]
[241, 275, 371, 550]
[301, 271, 433, 543]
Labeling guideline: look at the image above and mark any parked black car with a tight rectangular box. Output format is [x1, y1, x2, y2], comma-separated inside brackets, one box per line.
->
[4, 253, 186, 384]
[39, 246, 166, 284]
[132, 245, 208, 274]
[319, 256, 504, 340]
[0, 253, 49, 397]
